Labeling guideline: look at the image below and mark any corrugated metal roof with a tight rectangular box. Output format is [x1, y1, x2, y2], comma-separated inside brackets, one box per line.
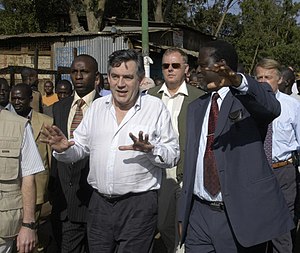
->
[0, 26, 174, 41]
[53, 36, 129, 79]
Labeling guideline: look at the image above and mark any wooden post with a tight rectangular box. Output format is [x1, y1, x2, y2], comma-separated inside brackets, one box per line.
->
[34, 48, 39, 69]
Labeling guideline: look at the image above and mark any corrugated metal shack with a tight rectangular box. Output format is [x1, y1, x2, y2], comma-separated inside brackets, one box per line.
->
[0, 18, 213, 89]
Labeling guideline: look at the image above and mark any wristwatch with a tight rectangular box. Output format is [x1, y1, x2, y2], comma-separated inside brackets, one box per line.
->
[21, 222, 37, 230]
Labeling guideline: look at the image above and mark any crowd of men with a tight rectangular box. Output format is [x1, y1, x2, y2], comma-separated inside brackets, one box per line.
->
[0, 40, 300, 253]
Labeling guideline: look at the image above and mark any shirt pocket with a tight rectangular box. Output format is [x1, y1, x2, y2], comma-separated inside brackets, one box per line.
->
[275, 120, 293, 145]
[0, 137, 21, 181]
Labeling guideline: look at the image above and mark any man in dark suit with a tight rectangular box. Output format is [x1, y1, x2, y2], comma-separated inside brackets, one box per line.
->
[49, 54, 100, 253]
[148, 48, 204, 252]
[178, 40, 294, 253]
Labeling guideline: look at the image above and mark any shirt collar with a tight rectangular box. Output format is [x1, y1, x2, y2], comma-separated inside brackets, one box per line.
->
[105, 92, 142, 111]
[158, 81, 188, 97]
[72, 90, 96, 107]
[27, 109, 33, 121]
[275, 90, 281, 99]
[213, 87, 229, 101]
[4, 103, 16, 113]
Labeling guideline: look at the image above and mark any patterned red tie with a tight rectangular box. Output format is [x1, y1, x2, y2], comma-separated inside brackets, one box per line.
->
[264, 123, 273, 167]
[204, 93, 221, 196]
[70, 99, 85, 138]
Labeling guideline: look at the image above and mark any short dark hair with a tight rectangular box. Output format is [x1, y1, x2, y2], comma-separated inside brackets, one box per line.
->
[72, 54, 99, 73]
[12, 83, 32, 98]
[56, 79, 73, 91]
[0, 78, 9, 89]
[202, 40, 238, 72]
[107, 49, 145, 80]
[281, 67, 295, 86]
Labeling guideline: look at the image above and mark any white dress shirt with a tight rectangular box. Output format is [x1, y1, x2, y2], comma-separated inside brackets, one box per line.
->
[4, 103, 16, 113]
[158, 81, 188, 180]
[290, 92, 300, 102]
[54, 94, 180, 195]
[194, 75, 249, 201]
[272, 91, 300, 162]
[159, 81, 188, 136]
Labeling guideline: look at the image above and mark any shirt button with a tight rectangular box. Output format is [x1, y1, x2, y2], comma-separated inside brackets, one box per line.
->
[69, 181, 73, 187]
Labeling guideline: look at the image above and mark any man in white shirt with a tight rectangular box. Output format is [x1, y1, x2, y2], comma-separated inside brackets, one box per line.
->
[41, 49, 179, 253]
[254, 58, 300, 253]
[148, 48, 204, 253]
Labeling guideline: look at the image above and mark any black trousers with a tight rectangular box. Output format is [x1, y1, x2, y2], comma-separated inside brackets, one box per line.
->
[185, 197, 268, 253]
[51, 213, 89, 253]
[87, 190, 158, 253]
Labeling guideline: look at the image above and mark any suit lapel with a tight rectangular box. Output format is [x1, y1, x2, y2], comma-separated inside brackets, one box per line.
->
[61, 97, 73, 136]
[31, 111, 42, 141]
[193, 94, 210, 147]
[215, 91, 234, 137]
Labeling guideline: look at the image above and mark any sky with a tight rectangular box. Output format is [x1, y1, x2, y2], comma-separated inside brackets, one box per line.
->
[227, 0, 300, 15]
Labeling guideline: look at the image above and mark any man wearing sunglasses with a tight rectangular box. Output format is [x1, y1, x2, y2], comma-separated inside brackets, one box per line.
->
[148, 48, 204, 253]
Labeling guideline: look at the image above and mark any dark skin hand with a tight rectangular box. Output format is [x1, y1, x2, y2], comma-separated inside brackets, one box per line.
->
[198, 60, 242, 91]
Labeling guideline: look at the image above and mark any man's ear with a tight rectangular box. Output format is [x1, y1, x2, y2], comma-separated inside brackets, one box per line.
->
[94, 71, 101, 87]
[184, 64, 189, 75]
[140, 76, 146, 87]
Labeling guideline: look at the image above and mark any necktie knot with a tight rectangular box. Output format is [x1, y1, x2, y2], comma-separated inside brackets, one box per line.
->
[77, 99, 85, 108]
[212, 92, 219, 101]
[70, 99, 85, 138]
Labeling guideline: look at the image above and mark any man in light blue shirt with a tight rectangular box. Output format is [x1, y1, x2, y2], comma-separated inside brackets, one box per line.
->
[255, 58, 300, 253]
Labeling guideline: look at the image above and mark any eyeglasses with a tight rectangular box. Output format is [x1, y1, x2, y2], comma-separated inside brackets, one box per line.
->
[162, 63, 182, 70]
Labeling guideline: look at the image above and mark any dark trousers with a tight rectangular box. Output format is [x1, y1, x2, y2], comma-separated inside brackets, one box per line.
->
[51, 214, 89, 253]
[87, 190, 158, 253]
[185, 197, 268, 253]
[272, 164, 297, 253]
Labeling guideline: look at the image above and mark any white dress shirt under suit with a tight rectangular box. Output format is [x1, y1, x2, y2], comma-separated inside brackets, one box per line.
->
[193, 75, 248, 202]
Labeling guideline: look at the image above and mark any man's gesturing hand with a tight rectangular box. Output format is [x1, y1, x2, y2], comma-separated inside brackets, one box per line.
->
[40, 124, 75, 153]
[119, 131, 154, 153]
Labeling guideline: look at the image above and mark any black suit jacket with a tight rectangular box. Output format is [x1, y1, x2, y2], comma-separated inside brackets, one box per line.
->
[148, 84, 205, 182]
[179, 77, 295, 247]
[49, 93, 100, 222]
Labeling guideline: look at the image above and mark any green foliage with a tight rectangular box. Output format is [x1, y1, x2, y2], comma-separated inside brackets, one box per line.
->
[234, 0, 300, 73]
[0, 0, 69, 34]
[0, 0, 39, 34]
[0, 0, 300, 71]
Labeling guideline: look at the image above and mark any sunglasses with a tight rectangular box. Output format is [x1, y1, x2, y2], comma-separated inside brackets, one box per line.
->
[162, 63, 183, 69]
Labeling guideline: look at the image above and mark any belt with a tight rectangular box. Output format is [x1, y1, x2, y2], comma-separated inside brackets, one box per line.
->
[193, 195, 225, 211]
[96, 190, 156, 203]
[272, 158, 293, 169]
